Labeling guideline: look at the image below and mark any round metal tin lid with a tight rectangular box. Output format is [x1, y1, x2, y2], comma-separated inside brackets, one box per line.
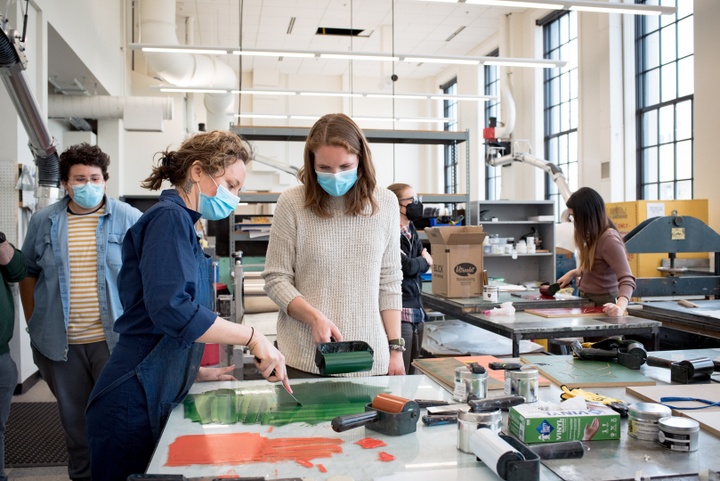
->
[458, 409, 502, 423]
[628, 402, 672, 421]
[658, 416, 700, 433]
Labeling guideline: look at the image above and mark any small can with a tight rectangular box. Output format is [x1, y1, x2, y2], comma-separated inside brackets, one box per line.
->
[505, 366, 539, 403]
[658, 416, 699, 452]
[457, 409, 502, 453]
[453, 366, 489, 402]
[627, 402, 672, 441]
[483, 285, 499, 302]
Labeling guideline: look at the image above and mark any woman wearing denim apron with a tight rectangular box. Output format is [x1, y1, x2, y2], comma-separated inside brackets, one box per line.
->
[557, 187, 636, 316]
[86, 131, 289, 481]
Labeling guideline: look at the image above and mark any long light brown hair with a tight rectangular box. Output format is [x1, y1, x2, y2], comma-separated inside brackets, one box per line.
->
[566, 187, 619, 272]
[297, 113, 378, 218]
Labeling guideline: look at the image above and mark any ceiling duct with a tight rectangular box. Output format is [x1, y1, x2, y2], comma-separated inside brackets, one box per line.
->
[0, 18, 60, 206]
[138, 0, 236, 131]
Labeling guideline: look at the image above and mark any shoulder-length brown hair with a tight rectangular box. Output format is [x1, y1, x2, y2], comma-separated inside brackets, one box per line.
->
[566, 186, 619, 272]
[297, 113, 378, 218]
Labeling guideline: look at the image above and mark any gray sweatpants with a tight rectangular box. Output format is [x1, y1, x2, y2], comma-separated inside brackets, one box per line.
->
[32, 342, 109, 481]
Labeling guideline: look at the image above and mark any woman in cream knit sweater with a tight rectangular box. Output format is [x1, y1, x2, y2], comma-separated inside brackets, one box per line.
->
[263, 113, 404, 376]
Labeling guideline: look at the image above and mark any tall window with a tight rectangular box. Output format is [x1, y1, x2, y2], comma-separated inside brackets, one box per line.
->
[541, 11, 578, 220]
[636, 0, 693, 200]
[484, 49, 502, 200]
[442, 78, 458, 194]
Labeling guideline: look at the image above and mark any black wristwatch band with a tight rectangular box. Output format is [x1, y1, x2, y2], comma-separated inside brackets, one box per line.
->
[0, 232, 6, 244]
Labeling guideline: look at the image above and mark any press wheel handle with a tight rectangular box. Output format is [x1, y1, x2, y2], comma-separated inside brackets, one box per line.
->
[332, 411, 379, 432]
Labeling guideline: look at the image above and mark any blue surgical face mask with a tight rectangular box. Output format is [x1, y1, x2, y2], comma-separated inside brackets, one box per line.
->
[71, 182, 105, 209]
[198, 176, 241, 220]
[315, 168, 358, 197]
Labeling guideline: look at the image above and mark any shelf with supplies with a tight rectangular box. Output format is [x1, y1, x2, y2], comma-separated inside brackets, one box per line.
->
[468, 200, 556, 286]
[230, 127, 472, 255]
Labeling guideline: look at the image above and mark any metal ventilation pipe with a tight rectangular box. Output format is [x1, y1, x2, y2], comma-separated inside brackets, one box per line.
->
[0, 20, 60, 206]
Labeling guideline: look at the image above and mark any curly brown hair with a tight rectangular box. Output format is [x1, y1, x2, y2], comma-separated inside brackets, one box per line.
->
[141, 130, 250, 193]
[297, 113, 378, 218]
[59, 143, 111, 182]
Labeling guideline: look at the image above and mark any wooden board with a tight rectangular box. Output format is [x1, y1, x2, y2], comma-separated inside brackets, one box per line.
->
[524, 306, 606, 318]
[520, 354, 656, 388]
[412, 355, 550, 393]
[626, 384, 720, 437]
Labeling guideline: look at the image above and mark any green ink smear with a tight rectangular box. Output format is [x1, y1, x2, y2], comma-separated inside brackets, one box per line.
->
[184, 381, 388, 426]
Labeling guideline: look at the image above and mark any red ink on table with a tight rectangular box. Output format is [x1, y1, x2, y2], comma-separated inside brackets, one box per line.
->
[378, 451, 395, 462]
[355, 437, 387, 449]
[166, 432, 343, 466]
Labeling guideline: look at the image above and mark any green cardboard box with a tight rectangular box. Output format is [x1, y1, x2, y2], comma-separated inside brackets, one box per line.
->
[508, 403, 620, 443]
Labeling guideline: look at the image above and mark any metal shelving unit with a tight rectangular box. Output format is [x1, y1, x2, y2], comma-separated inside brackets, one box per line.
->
[230, 126, 471, 254]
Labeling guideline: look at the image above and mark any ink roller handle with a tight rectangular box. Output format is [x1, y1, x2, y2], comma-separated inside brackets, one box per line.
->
[332, 411, 380, 432]
[331, 393, 413, 432]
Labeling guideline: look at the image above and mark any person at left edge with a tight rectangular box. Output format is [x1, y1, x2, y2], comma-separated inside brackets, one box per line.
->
[0, 231, 26, 481]
[86, 130, 289, 481]
[19, 143, 142, 481]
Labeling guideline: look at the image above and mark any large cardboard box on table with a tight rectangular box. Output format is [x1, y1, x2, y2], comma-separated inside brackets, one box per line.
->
[425, 226, 486, 298]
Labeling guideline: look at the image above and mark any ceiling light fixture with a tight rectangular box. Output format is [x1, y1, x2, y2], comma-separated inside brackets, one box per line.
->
[129, 44, 565, 69]
[236, 113, 454, 124]
[426, 0, 676, 16]
[198, 87, 492, 102]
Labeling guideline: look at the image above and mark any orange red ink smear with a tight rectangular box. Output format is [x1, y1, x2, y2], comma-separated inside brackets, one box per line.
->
[318, 464, 327, 473]
[166, 432, 343, 467]
[378, 451, 395, 462]
[355, 437, 387, 449]
[296, 460, 313, 468]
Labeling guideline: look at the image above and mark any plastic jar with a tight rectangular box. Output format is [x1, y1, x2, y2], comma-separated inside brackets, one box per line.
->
[483, 285, 499, 302]
[658, 416, 699, 452]
[627, 402, 672, 441]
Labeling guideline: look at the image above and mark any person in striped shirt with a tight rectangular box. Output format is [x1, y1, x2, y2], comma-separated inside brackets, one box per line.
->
[20, 143, 142, 481]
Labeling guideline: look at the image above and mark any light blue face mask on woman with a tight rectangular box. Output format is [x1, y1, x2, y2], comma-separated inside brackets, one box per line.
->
[198, 176, 241, 220]
[316, 168, 358, 197]
[71, 182, 105, 209]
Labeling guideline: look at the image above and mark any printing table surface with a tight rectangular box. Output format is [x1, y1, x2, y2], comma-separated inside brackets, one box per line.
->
[148, 366, 719, 481]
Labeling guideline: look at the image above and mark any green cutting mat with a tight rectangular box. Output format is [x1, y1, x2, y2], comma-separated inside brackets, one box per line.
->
[520, 355, 656, 388]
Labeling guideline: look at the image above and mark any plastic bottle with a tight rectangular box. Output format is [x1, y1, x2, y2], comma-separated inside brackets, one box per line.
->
[483, 302, 516, 317]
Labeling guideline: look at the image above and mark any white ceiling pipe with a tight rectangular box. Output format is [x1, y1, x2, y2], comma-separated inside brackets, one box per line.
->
[139, 0, 235, 129]
[494, 83, 516, 139]
[48, 95, 173, 119]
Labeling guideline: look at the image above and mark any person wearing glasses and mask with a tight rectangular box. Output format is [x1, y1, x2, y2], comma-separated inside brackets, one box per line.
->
[85, 131, 289, 481]
[263, 114, 404, 377]
[19, 143, 142, 481]
[387, 184, 433, 374]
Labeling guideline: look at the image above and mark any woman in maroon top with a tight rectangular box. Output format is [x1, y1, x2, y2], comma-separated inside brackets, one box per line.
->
[557, 187, 636, 316]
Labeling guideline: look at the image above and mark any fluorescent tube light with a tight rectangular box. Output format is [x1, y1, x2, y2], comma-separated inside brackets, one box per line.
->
[298, 91, 362, 98]
[142, 47, 228, 55]
[233, 50, 315, 58]
[160, 88, 229, 94]
[464, 0, 562, 9]
[404, 57, 481, 65]
[320, 53, 400, 62]
[365, 93, 430, 100]
[420, 0, 676, 15]
[233, 89, 297, 96]
[235, 113, 289, 119]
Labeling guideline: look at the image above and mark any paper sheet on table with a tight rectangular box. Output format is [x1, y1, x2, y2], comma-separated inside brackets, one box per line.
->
[693, 309, 720, 319]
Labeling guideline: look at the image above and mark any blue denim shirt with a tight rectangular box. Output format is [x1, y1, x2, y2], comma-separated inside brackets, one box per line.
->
[112, 189, 216, 344]
[22, 196, 142, 361]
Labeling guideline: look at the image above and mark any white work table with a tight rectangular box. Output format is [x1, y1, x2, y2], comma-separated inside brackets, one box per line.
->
[147, 366, 720, 481]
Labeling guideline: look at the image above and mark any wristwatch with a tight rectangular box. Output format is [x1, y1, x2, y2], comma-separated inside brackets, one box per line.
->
[0, 232, 5, 244]
[388, 338, 406, 352]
